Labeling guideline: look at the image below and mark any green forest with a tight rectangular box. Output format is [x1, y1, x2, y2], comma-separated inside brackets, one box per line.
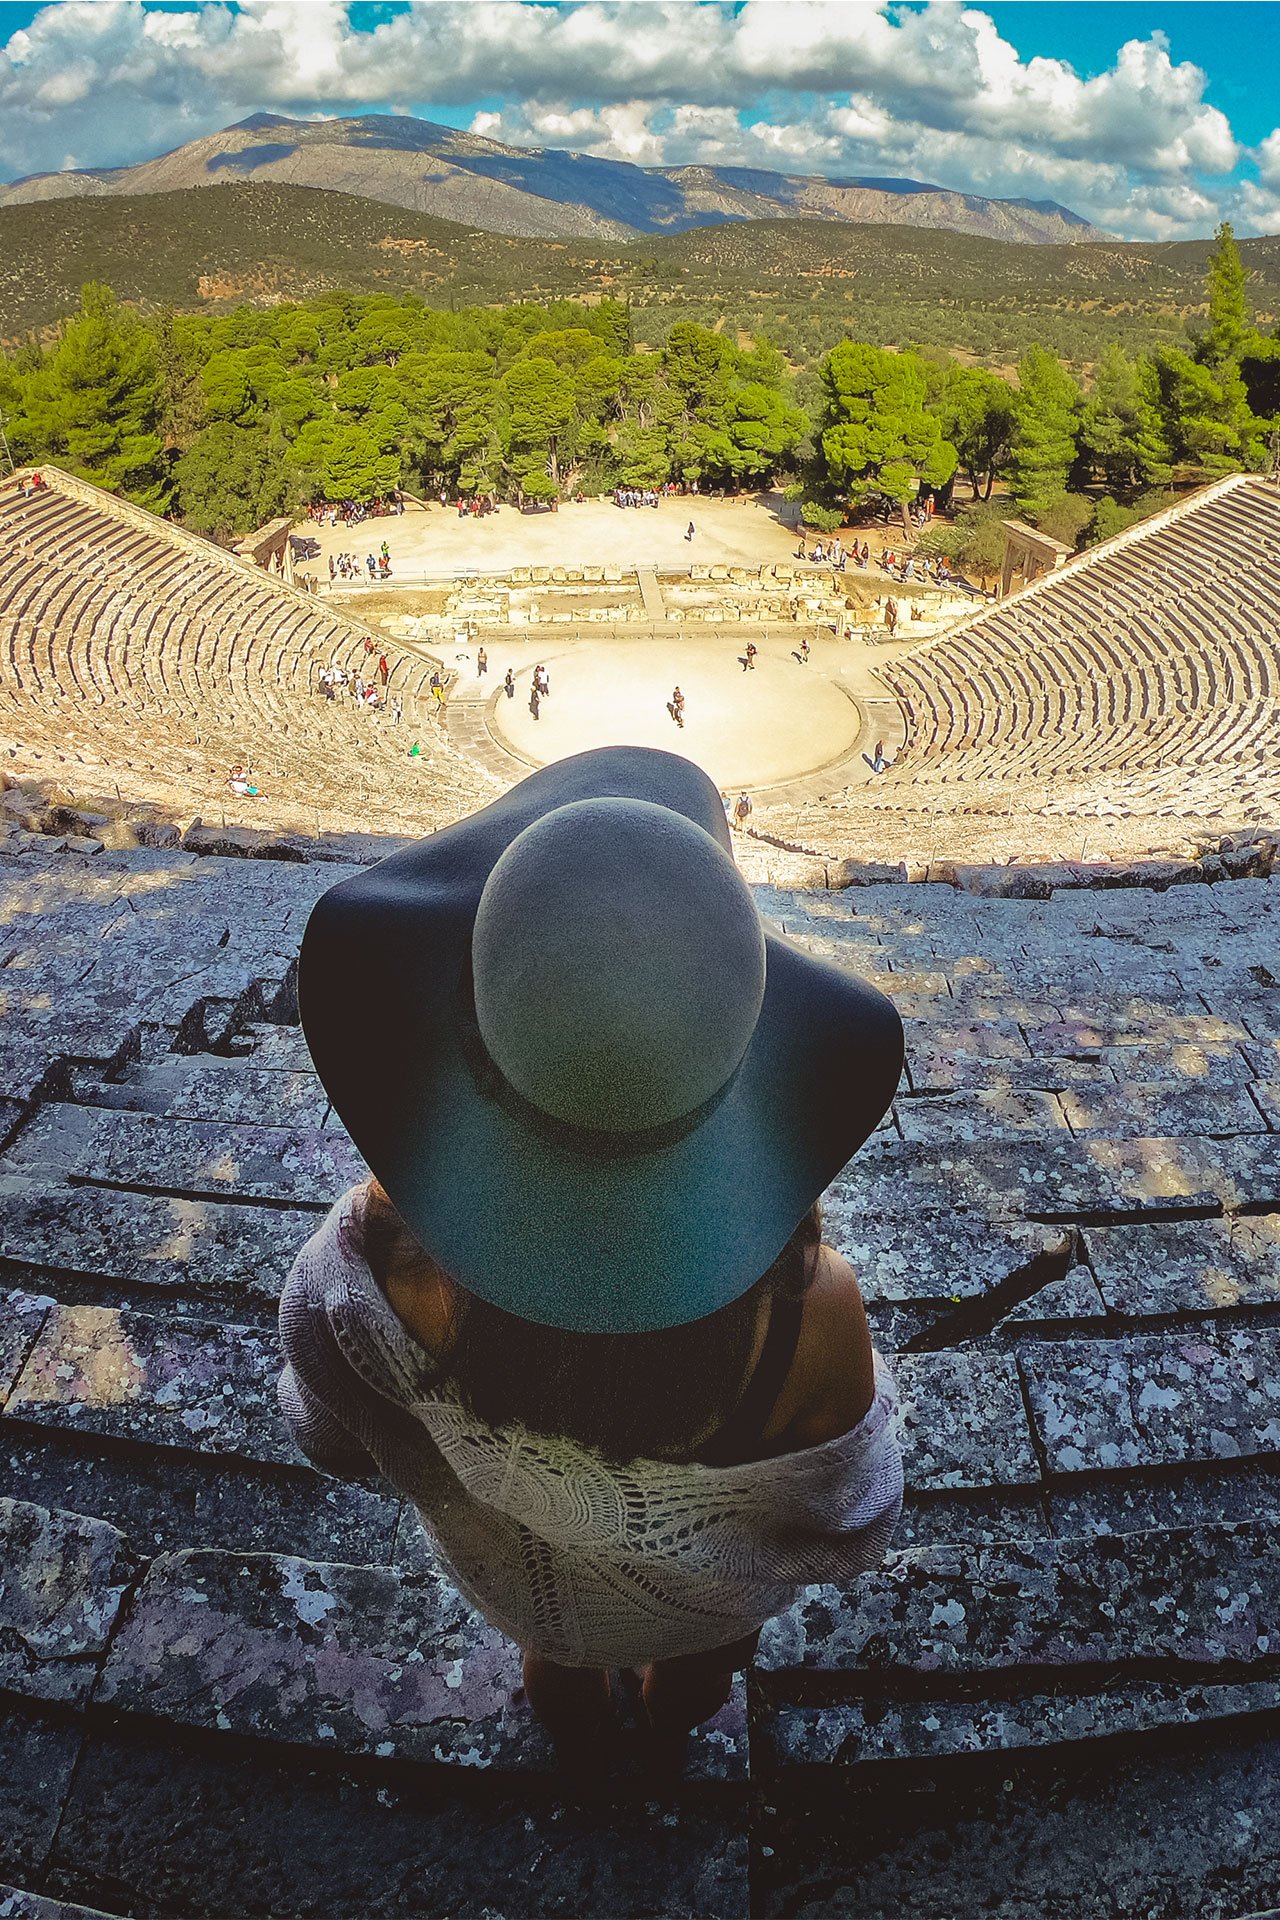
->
[1, 223, 1276, 563]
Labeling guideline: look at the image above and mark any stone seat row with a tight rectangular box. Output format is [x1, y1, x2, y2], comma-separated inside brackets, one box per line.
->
[0, 477, 493, 841]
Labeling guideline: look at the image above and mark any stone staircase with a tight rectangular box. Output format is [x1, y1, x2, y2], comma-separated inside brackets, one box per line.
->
[3, 838, 1280, 1916]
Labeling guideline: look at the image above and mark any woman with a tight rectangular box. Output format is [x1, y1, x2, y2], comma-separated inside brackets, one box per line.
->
[278, 747, 903, 1776]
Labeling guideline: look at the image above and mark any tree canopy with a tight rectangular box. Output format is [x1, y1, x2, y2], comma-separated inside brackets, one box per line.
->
[3, 226, 1274, 544]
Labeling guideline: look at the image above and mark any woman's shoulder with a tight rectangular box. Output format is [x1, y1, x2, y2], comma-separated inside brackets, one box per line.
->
[766, 1244, 877, 1451]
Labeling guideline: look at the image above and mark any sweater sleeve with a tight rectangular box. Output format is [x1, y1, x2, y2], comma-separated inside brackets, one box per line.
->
[277, 1246, 380, 1480]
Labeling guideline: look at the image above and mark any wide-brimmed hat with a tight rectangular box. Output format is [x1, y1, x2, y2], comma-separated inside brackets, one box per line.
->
[299, 746, 902, 1333]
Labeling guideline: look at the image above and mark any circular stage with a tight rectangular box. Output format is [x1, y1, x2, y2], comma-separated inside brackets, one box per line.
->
[490, 636, 865, 791]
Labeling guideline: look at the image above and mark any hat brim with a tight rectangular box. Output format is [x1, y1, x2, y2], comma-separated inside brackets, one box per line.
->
[299, 747, 903, 1333]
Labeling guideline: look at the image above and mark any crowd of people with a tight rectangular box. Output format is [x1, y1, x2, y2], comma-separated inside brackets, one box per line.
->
[329, 541, 393, 583]
[318, 637, 404, 719]
[308, 495, 404, 528]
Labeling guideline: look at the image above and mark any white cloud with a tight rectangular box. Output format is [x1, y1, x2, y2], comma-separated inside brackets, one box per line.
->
[0, 0, 1270, 240]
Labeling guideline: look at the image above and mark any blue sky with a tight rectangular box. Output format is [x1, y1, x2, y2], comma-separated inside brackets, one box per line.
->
[2, 1, 1279, 240]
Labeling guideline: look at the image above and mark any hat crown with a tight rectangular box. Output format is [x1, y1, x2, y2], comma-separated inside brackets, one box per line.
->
[472, 798, 766, 1133]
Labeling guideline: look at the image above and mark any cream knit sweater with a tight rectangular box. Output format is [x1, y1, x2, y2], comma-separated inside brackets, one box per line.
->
[278, 1189, 903, 1667]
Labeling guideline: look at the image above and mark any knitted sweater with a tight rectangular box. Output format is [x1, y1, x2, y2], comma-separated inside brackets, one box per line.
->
[277, 1188, 904, 1667]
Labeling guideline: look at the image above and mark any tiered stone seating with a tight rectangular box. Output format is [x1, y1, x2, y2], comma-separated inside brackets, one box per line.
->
[2, 839, 1280, 1915]
[0, 471, 494, 839]
[754, 473, 1280, 867]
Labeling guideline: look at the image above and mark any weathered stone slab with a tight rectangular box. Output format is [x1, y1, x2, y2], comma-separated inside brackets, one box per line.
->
[0, 1711, 84, 1888]
[0, 1427, 399, 1564]
[754, 1718, 1280, 1920]
[894, 1352, 1040, 1490]
[3, 1106, 365, 1205]
[765, 1676, 1280, 1769]
[0, 1031, 63, 1104]
[94, 1063, 328, 1129]
[1207, 991, 1280, 1042]
[50, 1728, 749, 1920]
[894, 1490, 1051, 1551]
[758, 1521, 1280, 1673]
[902, 1019, 1031, 1093]
[1049, 1462, 1280, 1540]
[846, 1136, 1229, 1222]
[1002, 1264, 1106, 1323]
[1025, 1001, 1249, 1056]
[1019, 1330, 1280, 1475]
[0, 1496, 136, 1704]
[239, 1023, 318, 1071]
[820, 1198, 1069, 1306]
[0, 1291, 53, 1405]
[98, 1547, 746, 1781]
[1084, 1217, 1280, 1316]
[5, 1305, 294, 1466]
[0, 1887, 126, 1920]
[1247, 1080, 1280, 1130]
[894, 1089, 1068, 1144]
[0, 1183, 312, 1304]
[1060, 1082, 1266, 1139]
[903, 1054, 1115, 1094]
[1101, 1042, 1254, 1088]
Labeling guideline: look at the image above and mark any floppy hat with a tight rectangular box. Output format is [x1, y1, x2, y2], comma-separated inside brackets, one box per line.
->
[299, 746, 902, 1333]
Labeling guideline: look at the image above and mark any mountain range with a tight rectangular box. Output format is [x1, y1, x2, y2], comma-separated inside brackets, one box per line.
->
[0, 110, 1106, 247]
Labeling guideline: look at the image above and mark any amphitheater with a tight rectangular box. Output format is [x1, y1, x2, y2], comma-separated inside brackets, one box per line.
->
[3, 464, 1280, 1918]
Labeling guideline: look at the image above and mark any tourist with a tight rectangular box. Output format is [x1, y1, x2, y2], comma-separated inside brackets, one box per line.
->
[227, 765, 261, 798]
[430, 670, 446, 713]
[477, 647, 488, 678]
[871, 740, 887, 774]
[408, 741, 421, 758]
[798, 637, 810, 666]
[742, 642, 757, 673]
[734, 790, 752, 830]
[530, 685, 541, 720]
[686, 520, 695, 542]
[885, 599, 899, 637]
[378, 654, 389, 686]
[504, 668, 515, 700]
[391, 697, 404, 726]
[671, 686, 685, 729]
[535, 664, 550, 699]
[278, 748, 904, 1780]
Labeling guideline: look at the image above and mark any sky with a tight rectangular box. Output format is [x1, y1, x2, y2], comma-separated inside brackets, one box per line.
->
[2, 0, 1280, 241]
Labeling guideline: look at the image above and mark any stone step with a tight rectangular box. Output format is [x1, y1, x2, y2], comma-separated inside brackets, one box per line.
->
[0, 1885, 131, 1920]
[38, 1722, 750, 1919]
[73, 1059, 329, 1129]
[0, 1184, 315, 1306]
[754, 1720, 1280, 1918]
[759, 1520, 1279, 1678]
[3, 1303, 296, 1468]
[2, 1106, 366, 1206]
[0, 1496, 136, 1707]
[97, 1545, 747, 1784]
[0, 1425, 400, 1564]
[841, 1133, 1280, 1223]
[1083, 1215, 1280, 1316]
[765, 1674, 1280, 1772]
[1019, 1328, 1280, 1474]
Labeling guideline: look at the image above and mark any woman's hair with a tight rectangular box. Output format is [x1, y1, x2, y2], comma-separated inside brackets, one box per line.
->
[358, 1180, 821, 1464]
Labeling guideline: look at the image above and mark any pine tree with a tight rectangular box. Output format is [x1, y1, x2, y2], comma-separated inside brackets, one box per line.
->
[25, 284, 169, 510]
[1007, 348, 1081, 517]
[1200, 221, 1249, 368]
[1081, 344, 1171, 495]
[819, 342, 957, 527]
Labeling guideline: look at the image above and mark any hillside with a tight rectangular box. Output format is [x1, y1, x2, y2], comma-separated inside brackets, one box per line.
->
[0, 109, 1104, 247]
[2, 184, 1278, 366]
